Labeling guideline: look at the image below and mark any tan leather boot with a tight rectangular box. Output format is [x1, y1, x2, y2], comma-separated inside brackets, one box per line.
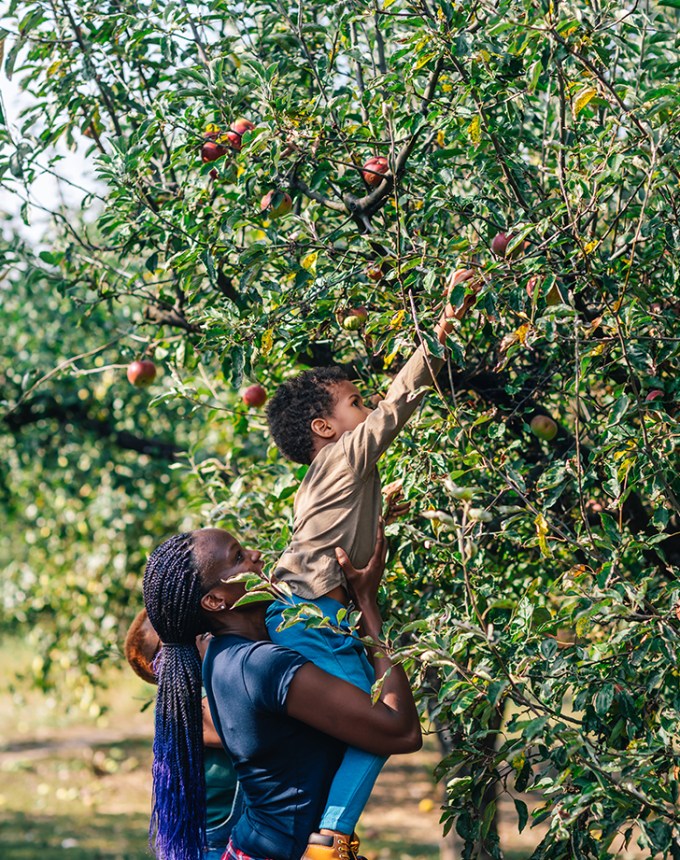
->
[300, 832, 364, 860]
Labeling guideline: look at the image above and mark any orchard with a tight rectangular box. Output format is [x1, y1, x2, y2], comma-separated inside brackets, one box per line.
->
[0, 1, 679, 859]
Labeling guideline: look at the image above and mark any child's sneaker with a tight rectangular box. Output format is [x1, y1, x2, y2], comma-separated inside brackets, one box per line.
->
[301, 833, 366, 860]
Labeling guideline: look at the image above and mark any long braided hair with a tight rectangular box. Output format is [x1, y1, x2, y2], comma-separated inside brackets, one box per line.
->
[142, 532, 209, 860]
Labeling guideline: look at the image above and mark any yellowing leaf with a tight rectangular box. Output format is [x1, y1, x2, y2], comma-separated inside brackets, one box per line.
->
[584, 240, 598, 254]
[383, 348, 400, 368]
[468, 115, 481, 145]
[261, 328, 274, 357]
[573, 87, 597, 117]
[390, 309, 406, 330]
[414, 52, 436, 71]
[300, 251, 318, 274]
[535, 513, 552, 558]
[436, 129, 446, 147]
[516, 323, 532, 345]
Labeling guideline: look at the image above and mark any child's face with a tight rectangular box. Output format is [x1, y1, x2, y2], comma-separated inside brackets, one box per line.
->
[326, 380, 373, 436]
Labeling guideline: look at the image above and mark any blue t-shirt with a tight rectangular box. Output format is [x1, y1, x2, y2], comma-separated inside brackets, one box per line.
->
[203, 635, 344, 860]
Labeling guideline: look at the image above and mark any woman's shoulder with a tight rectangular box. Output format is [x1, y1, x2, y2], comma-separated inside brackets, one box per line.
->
[207, 635, 309, 713]
[208, 635, 307, 675]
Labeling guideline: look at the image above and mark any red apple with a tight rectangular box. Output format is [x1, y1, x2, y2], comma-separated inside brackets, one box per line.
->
[127, 360, 157, 388]
[362, 156, 389, 187]
[225, 130, 244, 151]
[365, 262, 383, 282]
[201, 140, 228, 163]
[231, 117, 255, 136]
[526, 275, 540, 298]
[342, 307, 368, 330]
[261, 190, 293, 218]
[491, 232, 512, 257]
[530, 414, 558, 441]
[242, 384, 267, 408]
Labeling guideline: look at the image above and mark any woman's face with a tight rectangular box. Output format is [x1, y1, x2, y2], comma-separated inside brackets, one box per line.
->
[192, 528, 264, 607]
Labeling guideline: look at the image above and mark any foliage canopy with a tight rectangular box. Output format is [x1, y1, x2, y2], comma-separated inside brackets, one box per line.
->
[1, 0, 679, 857]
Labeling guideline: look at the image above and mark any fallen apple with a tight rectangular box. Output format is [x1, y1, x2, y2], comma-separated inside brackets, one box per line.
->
[362, 155, 388, 187]
[242, 384, 267, 408]
[530, 414, 558, 441]
[127, 359, 157, 388]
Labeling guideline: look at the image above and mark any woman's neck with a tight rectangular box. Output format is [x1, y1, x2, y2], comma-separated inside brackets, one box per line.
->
[211, 608, 270, 641]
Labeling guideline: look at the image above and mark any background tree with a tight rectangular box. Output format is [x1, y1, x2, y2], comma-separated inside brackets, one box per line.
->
[1, 0, 679, 857]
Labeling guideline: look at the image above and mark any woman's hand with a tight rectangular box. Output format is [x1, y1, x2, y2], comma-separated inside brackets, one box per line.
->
[335, 521, 387, 610]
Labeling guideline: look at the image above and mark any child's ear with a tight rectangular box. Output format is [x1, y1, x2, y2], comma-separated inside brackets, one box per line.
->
[310, 417, 335, 439]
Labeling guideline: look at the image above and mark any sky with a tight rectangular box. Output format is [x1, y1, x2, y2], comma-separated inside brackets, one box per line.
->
[0, 63, 100, 247]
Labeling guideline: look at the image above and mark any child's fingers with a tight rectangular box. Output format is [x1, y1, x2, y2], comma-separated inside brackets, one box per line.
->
[445, 268, 475, 295]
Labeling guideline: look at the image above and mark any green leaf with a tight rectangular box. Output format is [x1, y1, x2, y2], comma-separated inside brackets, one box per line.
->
[514, 798, 528, 833]
[594, 684, 614, 716]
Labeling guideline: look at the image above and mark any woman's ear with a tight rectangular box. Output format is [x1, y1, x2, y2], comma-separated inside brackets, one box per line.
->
[201, 590, 227, 613]
[310, 417, 335, 439]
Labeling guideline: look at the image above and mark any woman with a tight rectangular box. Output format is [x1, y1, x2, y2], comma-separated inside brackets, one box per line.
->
[142, 524, 421, 860]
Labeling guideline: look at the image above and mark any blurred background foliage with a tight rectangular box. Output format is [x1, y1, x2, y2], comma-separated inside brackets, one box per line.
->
[1, 0, 679, 857]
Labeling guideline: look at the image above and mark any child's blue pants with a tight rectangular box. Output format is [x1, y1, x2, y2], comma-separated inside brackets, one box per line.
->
[265, 595, 387, 834]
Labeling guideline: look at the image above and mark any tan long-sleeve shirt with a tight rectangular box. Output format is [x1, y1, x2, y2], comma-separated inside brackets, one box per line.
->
[274, 345, 444, 599]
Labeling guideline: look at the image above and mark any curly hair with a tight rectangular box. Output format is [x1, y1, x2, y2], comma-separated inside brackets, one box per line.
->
[124, 608, 161, 685]
[266, 366, 350, 464]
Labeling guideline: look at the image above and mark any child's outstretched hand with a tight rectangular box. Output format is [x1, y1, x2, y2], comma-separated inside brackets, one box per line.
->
[382, 478, 411, 525]
[335, 521, 387, 609]
[435, 268, 482, 344]
[445, 268, 481, 321]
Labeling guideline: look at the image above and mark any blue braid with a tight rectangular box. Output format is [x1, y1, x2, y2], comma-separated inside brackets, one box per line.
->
[143, 532, 208, 860]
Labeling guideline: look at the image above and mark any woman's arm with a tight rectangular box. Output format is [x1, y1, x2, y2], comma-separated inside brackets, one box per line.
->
[202, 697, 224, 748]
[285, 526, 422, 756]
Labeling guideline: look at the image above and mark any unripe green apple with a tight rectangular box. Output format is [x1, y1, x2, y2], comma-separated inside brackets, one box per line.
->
[530, 415, 558, 441]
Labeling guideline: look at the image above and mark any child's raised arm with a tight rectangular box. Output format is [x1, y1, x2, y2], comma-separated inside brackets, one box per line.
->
[341, 267, 479, 478]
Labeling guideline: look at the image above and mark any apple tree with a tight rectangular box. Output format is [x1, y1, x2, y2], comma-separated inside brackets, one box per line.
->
[1, 0, 679, 857]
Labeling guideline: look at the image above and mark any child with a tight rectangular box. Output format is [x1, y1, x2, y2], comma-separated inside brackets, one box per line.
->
[265, 270, 477, 860]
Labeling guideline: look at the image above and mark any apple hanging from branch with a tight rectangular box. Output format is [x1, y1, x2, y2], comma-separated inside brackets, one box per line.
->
[242, 384, 267, 408]
[530, 414, 558, 441]
[361, 155, 389, 187]
[341, 306, 369, 331]
[261, 190, 293, 218]
[127, 359, 157, 388]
